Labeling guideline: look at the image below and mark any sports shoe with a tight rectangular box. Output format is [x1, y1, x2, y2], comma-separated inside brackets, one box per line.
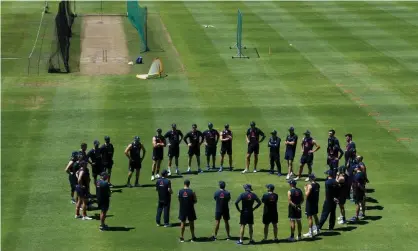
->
[296, 235, 302, 241]
[236, 240, 243, 245]
[187, 167, 191, 173]
[206, 165, 211, 171]
[210, 236, 217, 241]
[253, 169, 257, 173]
[82, 216, 92, 220]
[338, 216, 343, 221]
[294, 176, 300, 181]
[226, 236, 231, 240]
[179, 237, 185, 243]
[108, 183, 113, 188]
[151, 175, 155, 181]
[176, 168, 181, 175]
[305, 177, 310, 182]
[278, 173, 282, 177]
[164, 224, 171, 228]
[349, 216, 358, 222]
[269, 170, 274, 174]
[218, 167, 223, 172]
[314, 228, 320, 235]
[134, 183, 140, 187]
[75, 215, 82, 219]
[249, 240, 256, 244]
[191, 237, 197, 242]
[303, 232, 312, 238]
[273, 238, 279, 242]
[71, 198, 76, 204]
[168, 170, 172, 176]
[286, 174, 291, 179]
[359, 213, 365, 220]
[287, 237, 295, 242]
[155, 174, 159, 178]
[127, 183, 132, 188]
[156, 223, 162, 227]
[241, 169, 248, 174]
[198, 168, 203, 173]
[99, 225, 108, 231]
[229, 167, 233, 171]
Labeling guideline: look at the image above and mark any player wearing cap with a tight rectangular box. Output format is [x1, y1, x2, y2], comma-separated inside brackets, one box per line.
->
[96, 172, 111, 231]
[350, 166, 366, 222]
[261, 184, 279, 242]
[164, 123, 184, 175]
[235, 184, 262, 245]
[203, 122, 220, 170]
[65, 151, 80, 204]
[156, 170, 173, 227]
[303, 174, 320, 238]
[87, 140, 103, 186]
[151, 128, 166, 181]
[318, 170, 339, 231]
[336, 166, 348, 224]
[184, 124, 204, 173]
[211, 181, 231, 241]
[243, 121, 266, 174]
[327, 129, 340, 150]
[75, 161, 93, 220]
[124, 136, 146, 187]
[268, 130, 282, 175]
[295, 130, 320, 181]
[100, 136, 114, 187]
[285, 127, 298, 179]
[287, 180, 304, 241]
[344, 133, 356, 168]
[219, 124, 233, 172]
[178, 179, 198, 242]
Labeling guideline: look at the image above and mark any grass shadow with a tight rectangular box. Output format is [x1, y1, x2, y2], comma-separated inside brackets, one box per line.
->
[334, 226, 357, 232]
[319, 231, 341, 237]
[192, 237, 212, 243]
[141, 184, 156, 188]
[366, 188, 375, 193]
[228, 236, 249, 241]
[111, 189, 123, 193]
[92, 214, 113, 220]
[171, 222, 189, 227]
[366, 205, 384, 210]
[348, 220, 369, 225]
[111, 185, 127, 189]
[168, 175, 184, 179]
[233, 168, 245, 172]
[365, 197, 379, 203]
[364, 215, 382, 221]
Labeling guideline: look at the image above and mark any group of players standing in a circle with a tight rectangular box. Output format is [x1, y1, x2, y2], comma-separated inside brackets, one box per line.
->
[65, 121, 369, 240]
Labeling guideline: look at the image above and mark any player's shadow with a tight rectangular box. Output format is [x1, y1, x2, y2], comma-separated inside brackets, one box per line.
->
[111, 189, 123, 193]
[319, 231, 341, 237]
[112, 185, 127, 189]
[105, 226, 135, 231]
[334, 226, 357, 232]
[366, 188, 375, 193]
[315, 178, 327, 182]
[140, 184, 156, 188]
[365, 205, 384, 211]
[365, 197, 379, 203]
[233, 168, 245, 172]
[364, 215, 382, 221]
[301, 236, 323, 242]
[348, 220, 369, 225]
[192, 237, 213, 243]
[227, 236, 249, 241]
[168, 175, 183, 179]
[171, 222, 189, 227]
[182, 171, 199, 175]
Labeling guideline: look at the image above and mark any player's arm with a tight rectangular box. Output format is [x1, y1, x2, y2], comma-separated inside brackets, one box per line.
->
[111, 144, 115, 159]
[214, 192, 217, 201]
[301, 138, 305, 152]
[178, 130, 184, 142]
[152, 136, 158, 148]
[305, 184, 312, 197]
[246, 129, 250, 144]
[140, 144, 146, 160]
[311, 140, 321, 153]
[337, 146, 344, 160]
[124, 144, 132, 160]
[215, 130, 220, 144]
[259, 130, 266, 143]
[168, 181, 173, 194]
[235, 195, 242, 212]
[253, 196, 262, 210]
[162, 137, 166, 147]
[287, 190, 294, 207]
[65, 160, 74, 174]
[77, 170, 84, 186]
[199, 131, 204, 144]
[183, 132, 190, 145]
[193, 192, 197, 204]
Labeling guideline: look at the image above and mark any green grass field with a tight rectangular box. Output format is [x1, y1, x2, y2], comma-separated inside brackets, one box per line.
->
[2, 1, 418, 251]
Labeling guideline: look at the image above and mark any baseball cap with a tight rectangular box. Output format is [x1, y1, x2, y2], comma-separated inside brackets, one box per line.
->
[325, 169, 333, 176]
[271, 130, 277, 135]
[192, 124, 197, 128]
[104, 136, 110, 141]
[208, 122, 213, 128]
[219, 181, 226, 189]
[304, 130, 311, 135]
[266, 184, 275, 190]
[289, 126, 295, 131]
[250, 121, 256, 127]
[288, 180, 297, 185]
[308, 173, 316, 180]
[134, 136, 140, 142]
[157, 128, 162, 133]
[243, 184, 253, 191]
[172, 123, 177, 128]
[161, 170, 168, 177]
[345, 133, 353, 138]
[224, 124, 229, 129]
[184, 179, 191, 186]
[93, 140, 100, 146]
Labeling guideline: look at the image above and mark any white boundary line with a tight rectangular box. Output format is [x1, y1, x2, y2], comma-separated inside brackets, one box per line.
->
[27, 3, 48, 59]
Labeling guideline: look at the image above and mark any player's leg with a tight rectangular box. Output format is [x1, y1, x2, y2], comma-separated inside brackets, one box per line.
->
[213, 219, 220, 239]
[318, 201, 330, 230]
[238, 224, 245, 244]
[296, 219, 302, 240]
[164, 202, 171, 226]
[224, 219, 231, 238]
[269, 154, 275, 174]
[304, 215, 313, 237]
[245, 144, 252, 173]
[190, 220, 196, 239]
[211, 149, 216, 169]
[100, 208, 107, 230]
[296, 161, 305, 180]
[156, 202, 163, 226]
[339, 204, 346, 223]
[180, 221, 186, 241]
[134, 167, 140, 186]
[127, 161, 134, 187]
[275, 156, 282, 175]
[253, 145, 259, 172]
[220, 151, 225, 169]
[156, 159, 162, 177]
[228, 151, 233, 170]
[151, 160, 157, 181]
[187, 153, 193, 173]
[289, 219, 296, 240]
[205, 146, 211, 170]
[273, 223, 278, 240]
[107, 164, 113, 186]
[329, 204, 336, 230]
[248, 224, 254, 242]
[263, 223, 269, 240]
[175, 156, 180, 174]
[75, 188, 81, 218]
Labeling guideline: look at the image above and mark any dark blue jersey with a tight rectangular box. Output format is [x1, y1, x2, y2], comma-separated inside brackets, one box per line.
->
[306, 183, 320, 205]
[344, 141, 356, 163]
[246, 127, 265, 145]
[289, 188, 303, 205]
[214, 189, 231, 213]
[285, 134, 298, 152]
[184, 130, 204, 146]
[164, 129, 184, 146]
[328, 145, 344, 159]
[78, 150, 89, 162]
[130, 142, 142, 161]
[235, 191, 261, 213]
[302, 137, 314, 156]
[325, 178, 339, 201]
[268, 136, 281, 153]
[327, 136, 340, 150]
[87, 147, 102, 165]
[156, 178, 171, 202]
[353, 171, 366, 190]
[203, 129, 220, 146]
[221, 129, 233, 147]
[96, 179, 111, 201]
[262, 192, 278, 214]
[178, 188, 196, 213]
[100, 143, 114, 164]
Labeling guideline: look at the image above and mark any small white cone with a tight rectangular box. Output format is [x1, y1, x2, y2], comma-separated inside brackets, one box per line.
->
[128, 61, 134, 65]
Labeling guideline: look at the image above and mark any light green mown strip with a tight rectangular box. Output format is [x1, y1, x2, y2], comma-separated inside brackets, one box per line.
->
[367, 2, 418, 28]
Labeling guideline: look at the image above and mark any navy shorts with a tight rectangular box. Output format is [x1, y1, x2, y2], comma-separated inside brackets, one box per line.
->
[353, 189, 365, 204]
[129, 160, 142, 172]
[103, 161, 113, 174]
[76, 185, 88, 198]
[69, 174, 77, 191]
[300, 154, 313, 165]
[98, 199, 110, 212]
[188, 146, 200, 157]
[263, 212, 278, 224]
[179, 210, 197, 222]
[205, 145, 217, 157]
[247, 143, 259, 155]
[152, 150, 164, 161]
[284, 150, 295, 161]
[92, 164, 103, 176]
[305, 203, 318, 216]
[328, 159, 339, 169]
[288, 205, 302, 220]
[270, 152, 280, 160]
[168, 145, 180, 158]
[220, 145, 232, 155]
[215, 211, 230, 221]
[240, 211, 254, 225]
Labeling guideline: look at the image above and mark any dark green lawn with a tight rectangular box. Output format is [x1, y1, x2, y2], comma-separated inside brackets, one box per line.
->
[2, 1, 418, 251]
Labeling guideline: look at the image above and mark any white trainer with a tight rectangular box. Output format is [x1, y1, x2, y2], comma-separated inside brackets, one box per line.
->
[303, 232, 312, 238]
[305, 177, 310, 182]
[151, 175, 155, 181]
[82, 216, 92, 220]
[242, 169, 248, 174]
[253, 169, 257, 173]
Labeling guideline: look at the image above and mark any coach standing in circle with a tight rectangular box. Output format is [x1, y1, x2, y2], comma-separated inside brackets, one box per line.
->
[243, 121, 265, 174]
